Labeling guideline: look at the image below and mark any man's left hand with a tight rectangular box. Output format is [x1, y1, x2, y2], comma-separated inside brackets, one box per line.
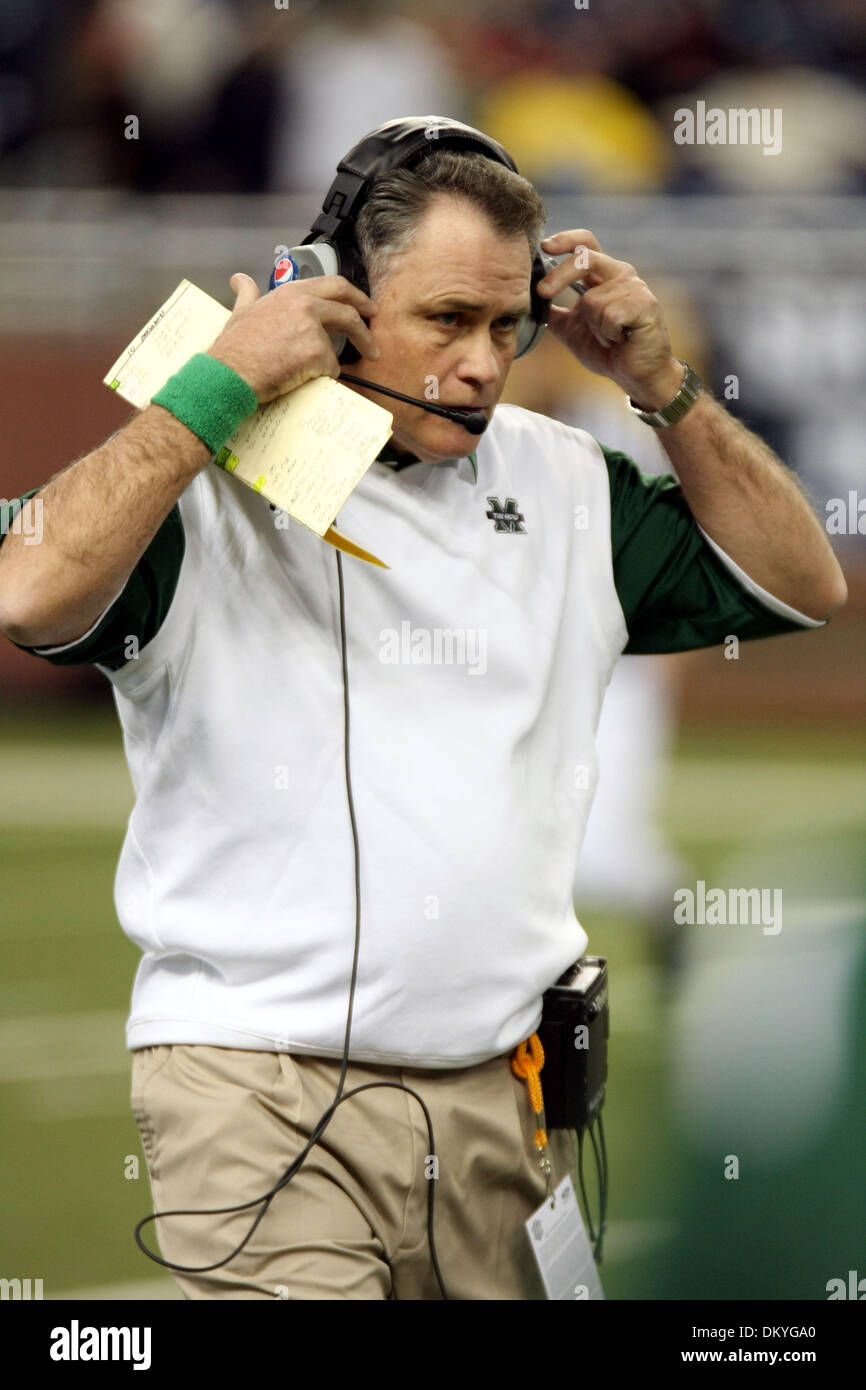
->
[537, 230, 684, 411]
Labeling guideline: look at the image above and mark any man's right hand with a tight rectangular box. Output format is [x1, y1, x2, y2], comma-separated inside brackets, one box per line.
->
[207, 272, 380, 404]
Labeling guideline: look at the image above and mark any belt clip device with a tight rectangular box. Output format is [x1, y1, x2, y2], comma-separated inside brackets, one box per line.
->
[536, 955, 609, 1132]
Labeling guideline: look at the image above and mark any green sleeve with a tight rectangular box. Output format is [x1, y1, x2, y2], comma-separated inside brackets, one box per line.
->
[603, 447, 823, 655]
[0, 488, 185, 671]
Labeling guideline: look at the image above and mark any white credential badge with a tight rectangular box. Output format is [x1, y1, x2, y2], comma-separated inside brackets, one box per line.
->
[525, 1173, 605, 1300]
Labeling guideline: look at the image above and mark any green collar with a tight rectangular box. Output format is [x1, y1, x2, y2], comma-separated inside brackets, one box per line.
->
[376, 443, 478, 483]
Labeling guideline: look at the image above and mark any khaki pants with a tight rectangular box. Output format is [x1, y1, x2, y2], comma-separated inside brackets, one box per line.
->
[130, 1043, 597, 1300]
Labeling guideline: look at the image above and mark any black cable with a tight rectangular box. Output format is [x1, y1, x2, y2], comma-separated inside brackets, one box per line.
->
[134, 547, 450, 1299]
[576, 1127, 596, 1246]
[597, 1109, 609, 1250]
[587, 1119, 606, 1262]
[574, 1116, 609, 1264]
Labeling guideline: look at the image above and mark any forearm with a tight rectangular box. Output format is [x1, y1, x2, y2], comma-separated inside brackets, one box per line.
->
[0, 404, 211, 647]
[641, 378, 847, 621]
[537, 232, 847, 622]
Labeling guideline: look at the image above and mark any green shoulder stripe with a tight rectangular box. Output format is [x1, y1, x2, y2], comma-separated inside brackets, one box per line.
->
[602, 445, 811, 654]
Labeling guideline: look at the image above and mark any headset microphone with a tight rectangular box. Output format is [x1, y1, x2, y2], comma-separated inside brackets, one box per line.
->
[338, 372, 489, 435]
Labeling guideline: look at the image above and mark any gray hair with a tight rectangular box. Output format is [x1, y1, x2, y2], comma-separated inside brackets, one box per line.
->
[354, 149, 547, 293]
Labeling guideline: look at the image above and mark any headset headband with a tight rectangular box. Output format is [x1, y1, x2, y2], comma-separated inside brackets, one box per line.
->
[304, 117, 520, 245]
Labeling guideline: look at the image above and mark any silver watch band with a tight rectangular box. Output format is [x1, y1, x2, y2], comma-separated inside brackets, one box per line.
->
[627, 360, 702, 428]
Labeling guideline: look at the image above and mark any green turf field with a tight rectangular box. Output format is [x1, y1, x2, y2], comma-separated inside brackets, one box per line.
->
[1, 707, 863, 1300]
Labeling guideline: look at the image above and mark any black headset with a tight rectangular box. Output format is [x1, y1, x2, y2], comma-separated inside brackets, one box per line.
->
[268, 114, 552, 363]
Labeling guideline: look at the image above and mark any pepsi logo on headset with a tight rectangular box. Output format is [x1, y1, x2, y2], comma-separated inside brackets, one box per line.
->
[270, 254, 300, 291]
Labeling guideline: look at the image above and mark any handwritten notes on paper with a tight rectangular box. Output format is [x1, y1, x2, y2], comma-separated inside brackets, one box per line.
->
[102, 280, 393, 567]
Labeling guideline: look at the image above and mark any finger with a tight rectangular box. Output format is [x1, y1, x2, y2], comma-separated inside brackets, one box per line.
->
[541, 229, 603, 255]
[538, 247, 634, 300]
[229, 272, 261, 312]
[547, 302, 606, 354]
[580, 284, 647, 343]
[581, 274, 655, 328]
[546, 286, 619, 348]
[536, 256, 589, 300]
[537, 245, 602, 299]
[302, 274, 379, 320]
[545, 302, 576, 342]
[577, 248, 636, 285]
[317, 300, 381, 360]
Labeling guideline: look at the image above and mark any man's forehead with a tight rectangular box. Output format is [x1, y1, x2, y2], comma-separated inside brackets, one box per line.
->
[388, 202, 532, 302]
[397, 194, 528, 261]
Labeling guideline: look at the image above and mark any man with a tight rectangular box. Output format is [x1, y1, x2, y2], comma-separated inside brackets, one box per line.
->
[0, 130, 847, 1301]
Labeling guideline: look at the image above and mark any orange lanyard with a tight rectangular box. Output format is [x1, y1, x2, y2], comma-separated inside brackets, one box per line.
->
[511, 1032, 554, 1198]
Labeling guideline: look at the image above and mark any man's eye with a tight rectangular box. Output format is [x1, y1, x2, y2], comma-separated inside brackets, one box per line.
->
[432, 313, 520, 329]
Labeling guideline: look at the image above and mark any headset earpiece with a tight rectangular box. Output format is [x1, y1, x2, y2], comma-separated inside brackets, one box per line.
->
[268, 239, 360, 361]
[515, 252, 552, 358]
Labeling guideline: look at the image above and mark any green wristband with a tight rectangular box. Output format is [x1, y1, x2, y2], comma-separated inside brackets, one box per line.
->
[151, 352, 259, 455]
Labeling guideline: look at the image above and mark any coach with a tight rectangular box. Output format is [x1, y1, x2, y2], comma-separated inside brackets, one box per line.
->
[0, 119, 847, 1300]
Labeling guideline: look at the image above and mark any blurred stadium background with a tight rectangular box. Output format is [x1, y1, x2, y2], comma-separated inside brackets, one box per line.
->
[0, 0, 864, 1300]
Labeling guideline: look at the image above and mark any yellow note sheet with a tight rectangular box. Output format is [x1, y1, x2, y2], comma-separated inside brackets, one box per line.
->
[103, 280, 393, 567]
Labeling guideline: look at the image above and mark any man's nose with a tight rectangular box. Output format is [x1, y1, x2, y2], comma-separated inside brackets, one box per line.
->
[456, 332, 501, 387]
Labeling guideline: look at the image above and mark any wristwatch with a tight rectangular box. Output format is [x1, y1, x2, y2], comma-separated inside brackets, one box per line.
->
[627, 359, 702, 428]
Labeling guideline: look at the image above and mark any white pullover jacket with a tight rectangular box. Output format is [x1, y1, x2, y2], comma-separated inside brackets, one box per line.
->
[3, 404, 822, 1066]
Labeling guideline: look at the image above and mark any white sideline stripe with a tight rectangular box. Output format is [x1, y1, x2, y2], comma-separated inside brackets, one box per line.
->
[0, 1010, 128, 1082]
[22, 1077, 132, 1121]
[662, 760, 866, 841]
[1, 749, 862, 835]
[47, 1221, 675, 1300]
[0, 746, 132, 828]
